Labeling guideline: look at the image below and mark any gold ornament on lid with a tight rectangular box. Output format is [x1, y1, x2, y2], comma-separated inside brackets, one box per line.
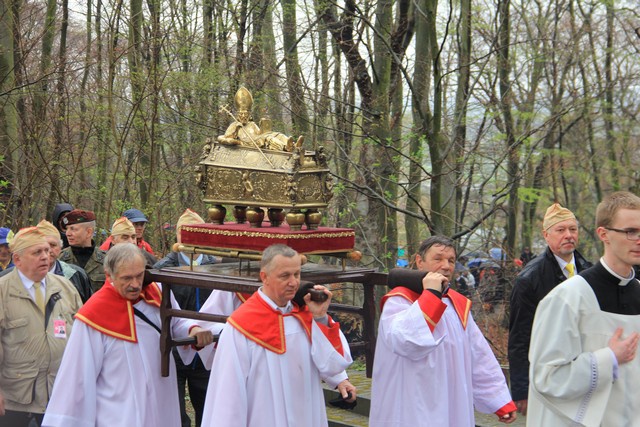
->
[218, 87, 297, 152]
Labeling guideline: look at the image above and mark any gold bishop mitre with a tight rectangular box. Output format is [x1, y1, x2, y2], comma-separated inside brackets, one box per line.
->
[234, 86, 253, 112]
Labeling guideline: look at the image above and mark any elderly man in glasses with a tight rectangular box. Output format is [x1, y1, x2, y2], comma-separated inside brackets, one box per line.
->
[527, 191, 640, 426]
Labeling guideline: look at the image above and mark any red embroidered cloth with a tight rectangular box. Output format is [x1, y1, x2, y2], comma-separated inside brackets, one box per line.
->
[180, 222, 355, 254]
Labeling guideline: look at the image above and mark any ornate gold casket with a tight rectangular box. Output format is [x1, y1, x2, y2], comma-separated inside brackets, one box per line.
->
[183, 87, 359, 262]
[196, 140, 334, 230]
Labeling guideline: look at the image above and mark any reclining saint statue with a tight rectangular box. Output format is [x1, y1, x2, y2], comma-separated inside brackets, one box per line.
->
[218, 86, 303, 152]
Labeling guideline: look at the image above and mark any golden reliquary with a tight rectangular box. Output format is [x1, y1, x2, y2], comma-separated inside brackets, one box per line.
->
[195, 86, 334, 231]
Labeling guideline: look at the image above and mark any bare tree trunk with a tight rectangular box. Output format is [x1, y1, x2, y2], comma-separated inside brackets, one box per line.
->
[84, 0, 109, 215]
[33, 0, 57, 122]
[371, 0, 395, 269]
[519, 49, 545, 249]
[580, 67, 601, 202]
[603, 0, 618, 190]
[314, 16, 330, 144]
[497, 0, 518, 256]
[260, 4, 283, 125]
[386, 0, 413, 265]
[0, 0, 17, 220]
[95, 0, 108, 211]
[202, 0, 213, 67]
[281, 0, 310, 135]
[232, 0, 249, 93]
[16, 0, 59, 222]
[104, 1, 130, 218]
[452, 0, 471, 240]
[12, 0, 27, 222]
[424, 0, 454, 236]
[329, 29, 355, 229]
[200, 0, 226, 141]
[128, 0, 148, 205]
[145, 0, 162, 212]
[246, 0, 270, 113]
[407, 0, 431, 256]
[46, 0, 69, 214]
[388, 66, 402, 266]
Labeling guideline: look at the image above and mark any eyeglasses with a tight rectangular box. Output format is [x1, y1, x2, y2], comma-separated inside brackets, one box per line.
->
[604, 227, 640, 241]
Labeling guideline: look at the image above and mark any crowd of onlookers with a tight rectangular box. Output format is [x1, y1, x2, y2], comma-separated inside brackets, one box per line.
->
[449, 245, 547, 307]
[0, 204, 220, 426]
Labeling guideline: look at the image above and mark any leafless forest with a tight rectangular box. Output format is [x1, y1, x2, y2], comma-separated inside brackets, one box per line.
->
[1, 0, 639, 266]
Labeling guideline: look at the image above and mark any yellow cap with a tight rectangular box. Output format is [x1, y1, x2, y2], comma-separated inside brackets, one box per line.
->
[111, 217, 136, 236]
[10, 227, 47, 253]
[36, 220, 61, 239]
[543, 203, 577, 231]
[176, 209, 205, 231]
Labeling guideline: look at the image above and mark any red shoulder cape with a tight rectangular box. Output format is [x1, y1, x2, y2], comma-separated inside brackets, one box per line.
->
[75, 281, 162, 342]
[228, 292, 344, 356]
[381, 286, 471, 331]
[235, 292, 252, 303]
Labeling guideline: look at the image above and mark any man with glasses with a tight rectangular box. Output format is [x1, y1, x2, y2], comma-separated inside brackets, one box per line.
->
[527, 191, 640, 426]
[508, 203, 592, 415]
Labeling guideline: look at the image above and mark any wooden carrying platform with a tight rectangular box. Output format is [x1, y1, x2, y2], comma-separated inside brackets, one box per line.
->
[147, 262, 387, 378]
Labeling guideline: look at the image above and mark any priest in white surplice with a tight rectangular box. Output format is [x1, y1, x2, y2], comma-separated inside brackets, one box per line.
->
[528, 191, 640, 427]
[200, 244, 357, 427]
[42, 243, 214, 427]
[370, 236, 517, 427]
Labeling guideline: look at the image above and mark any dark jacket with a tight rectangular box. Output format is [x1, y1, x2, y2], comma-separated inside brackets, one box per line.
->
[152, 252, 217, 311]
[153, 251, 217, 377]
[508, 246, 592, 401]
[58, 245, 107, 293]
[55, 260, 93, 303]
[138, 248, 158, 269]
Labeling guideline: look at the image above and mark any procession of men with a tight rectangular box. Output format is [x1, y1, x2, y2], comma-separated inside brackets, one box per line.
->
[1, 193, 639, 427]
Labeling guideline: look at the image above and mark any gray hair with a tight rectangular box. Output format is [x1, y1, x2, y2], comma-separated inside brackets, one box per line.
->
[76, 220, 96, 230]
[104, 242, 145, 276]
[260, 244, 298, 273]
[417, 236, 457, 259]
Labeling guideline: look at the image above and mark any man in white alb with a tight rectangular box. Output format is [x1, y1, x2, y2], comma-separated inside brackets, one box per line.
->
[370, 236, 517, 426]
[42, 243, 214, 427]
[200, 244, 356, 427]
